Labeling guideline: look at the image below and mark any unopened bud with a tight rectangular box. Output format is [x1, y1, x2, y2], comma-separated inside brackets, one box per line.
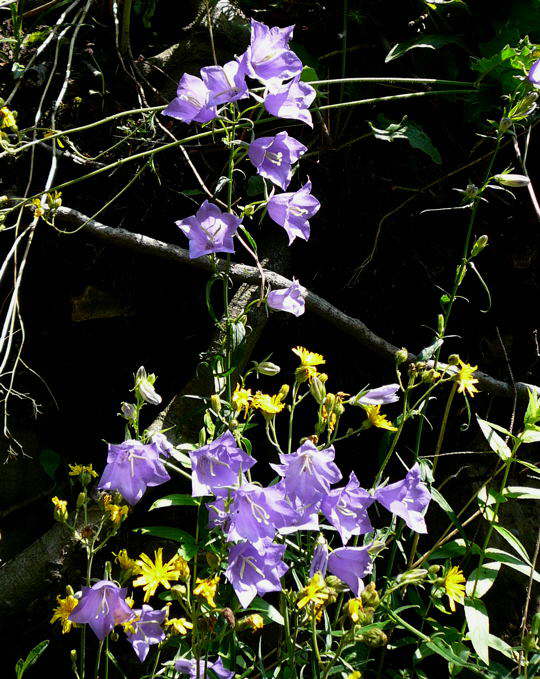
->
[494, 173, 530, 188]
[278, 384, 289, 398]
[471, 235, 488, 257]
[498, 117, 512, 133]
[360, 582, 380, 608]
[255, 361, 280, 376]
[360, 628, 387, 648]
[428, 564, 441, 575]
[120, 402, 137, 420]
[170, 585, 187, 599]
[325, 575, 349, 593]
[323, 393, 336, 411]
[136, 366, 162, 405]
[310, 376, 327, 404]
[447, 354, 460, 366]
[76, 491, 87, 508]
[221, 607, 236, 628]
[206, 552, 220, 569]
[397, 568, 428, 585]
[210, 394, 221, 413]
[395, 347, 408, 364]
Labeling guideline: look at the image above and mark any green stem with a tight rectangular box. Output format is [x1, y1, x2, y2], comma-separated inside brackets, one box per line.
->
[317, 89, 474, 112]
[119, 0, 133, 55]
[311, 614, 322, 670]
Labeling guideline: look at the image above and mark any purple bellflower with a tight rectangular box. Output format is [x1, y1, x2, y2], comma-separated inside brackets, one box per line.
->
[271, 440, 342, 505]
[175, 657, 234, 679]
[242, 19, 302, 90]
[309, 536, 329, 577]
[267, 180, 320, 243]
[267, 279, 306, 317]
[375, 463, 431, 533]
[225, 538, 288, 608]
[162, 74, 217, 124]
[321, 472, 375, 544]
[125, 604, 166, 662]
[176, 201, 241, 259]
[189, 431, 256, 497]
[529, 59, 540, 85]
[264, 77, 316, 127]
[150, 432, 173, 457]
[98, 440, 170, 505]
[327, 546, 373, 596]
[201, 61, 249, 105]
[69, 580, 134, 640]
[358, 384, 400, 406]
[248, 131, 307, 190]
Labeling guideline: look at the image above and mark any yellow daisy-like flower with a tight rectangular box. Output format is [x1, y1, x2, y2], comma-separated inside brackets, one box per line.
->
[252, 391, 286, 416]
[297, 573, 331, 618]
[169, 554, 190, 582]
[238, 613, 264, 631]
[114, 549, 139, 575]
[443, 566, 466, 612]
[133, 548, 182, 602]
[68, 464, 98, 478]
[166, 617, 194, 635]
[455, 359, 479, 398]
[50, 594, 79, 634]
[347, 672, 362, 679]
[362, 405, 398, 431]
[232, 385, 252, 416]
[193, 575, 219, 608]
[346, 598, 364, 624]
[51, 496, 68, 520]
[0, 106, 17, 129]
[105, 503, 129, 525]
[292, 346, 325, 382]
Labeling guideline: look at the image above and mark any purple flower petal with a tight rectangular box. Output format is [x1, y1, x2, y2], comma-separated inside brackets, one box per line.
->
[176, 200, 241, 259]
[69, 580, 134, 640]
[264, 77, 316, 127]
[374, 463, 431, 533]
[321, 472, 375, 544]
[125, 604, 166, 662]
[327, 546, 373, 596]
[358, 384, 400, 406]
[248, 131, 307, 190]
[267, 279, 306, 316]
[162, 73, 217, 124]
[267, 181, 320, 244]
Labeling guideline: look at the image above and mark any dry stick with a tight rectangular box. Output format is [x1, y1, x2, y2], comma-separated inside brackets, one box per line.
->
[53, 205, 540, 401]
[512, 132, 540, 221]
[519, 526, 540, 669]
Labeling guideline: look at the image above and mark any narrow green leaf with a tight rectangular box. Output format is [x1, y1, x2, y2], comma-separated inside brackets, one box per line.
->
[385, 34, 462, 62]
[16, 640, 49, 678]
[485, 548, 540, 582]
[133, 526, 197, 560]
[476, 416, 511, 460]
[493, 525, 530, 563]
[149, 495, 200, 511]
[505, 486, 540, 501]
[465, 562, 500, 598]
[249, 597, 284, 625]
[464, 597, 490, 664]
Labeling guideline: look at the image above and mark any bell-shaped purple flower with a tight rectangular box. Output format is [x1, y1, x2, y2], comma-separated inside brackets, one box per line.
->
[151, 432, 173, 457]
[327, 546, 373, 596]
[98, 439, 170, 505]
[175, 657, 234, 679]
[241, 19, 302, 90]
[528, 59, 540, 85]
[125, 604, 166, 662]
[271, 440, 342, 504]
[248, 131, 307, 190]
[309, 537, 329, 577]
[374, 463, 431, 533]
[225, 538, 288, 608]
[176, 200, 241, 259]
[321, 472, 375, 544]
[162, 74, 217, 124]
[264, 77, 316, 127]
[189, 431, 256, 497]
[201, 60, 248, 105]
[69, 580, 134, 640]
[267, 181, 320, 244]
[267, 279, 306, 317]
[358, 384, 400, 406]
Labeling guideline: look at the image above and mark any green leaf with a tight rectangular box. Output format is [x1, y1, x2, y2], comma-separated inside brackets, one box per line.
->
[405, 121, 442, 164]
[246, 175, 265, 197]
[476, 416, 511, 460]
[493, 525, 530, 563]
[39, 449, 60, 479]
[465, 562, 500, 598]
[484, 548, 540, 582]
[249, 597, 284, 625]
[300, 65, 319, 82]
[133, 526, 197, 560]
[149, 495, 200, 511]
[385, 34, 463, 62]
[464, 597, 490, 664]
[504, 486, 540, 501]
[520, 427, 540, 444]
[431, 488, 468, 540]
[424, 639, 473, 668]
[487, 634, 517, 660]
[16, 640, 49, 679]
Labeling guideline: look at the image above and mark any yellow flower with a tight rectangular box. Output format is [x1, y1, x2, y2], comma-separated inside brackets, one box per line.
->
[193, 575, 219, 608]
[121, 615, 140, 634]
[346, 598, 364, 624]
[68, 463, 98, 478]
[133, 548, 182, 602]
[51, 496, 68, 521]
[166, 617, 194, 635]
[232, 385, 252, 416]
[292, 346, 325, 382]
[297, 573, 331, 619]
[50, 594, 79, 634]
[114, 549, 139, 575]
[169, 554, 190, 582]
[455, 359, 479, 398]
[347, 672, 362, 679]
[443, 566, 466, 612]
[105, 503, 129, 525]
[362, 405, 398, 431]
[238, 613, 264, 631]
[0, 106, 17, 129]
[252, 391, 286, 416]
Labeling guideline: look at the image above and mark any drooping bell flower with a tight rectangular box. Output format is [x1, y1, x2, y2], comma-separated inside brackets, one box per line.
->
[225, 539, 288, 608]
[162, 74, 217, 124]
[267, 180, 320, 243]
[189, 431, 256, 497]
[68, 580, 134, 640]
[327, 546, 373, 596]
[528, 59, 540, 85]
[321, 472, 374, 544]
[248, 131, 307, 190]
[241, 19, 302, 90]
[98, 439, 170, 505]
[267, 279, 306, 317]
[125, 604, 166, 662]
[374, 463, 431, 533]
[176, 200, 241, 259]
[357, 384, 400, 406]
[150, 432, 173, 458]
[264, 77, 316, 127]
[201, 61, 249, 105]
[175, 657, 234, 679]
[271, 440, 342, 504]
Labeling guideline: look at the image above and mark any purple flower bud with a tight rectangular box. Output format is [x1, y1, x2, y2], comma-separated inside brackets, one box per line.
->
[162, 74, 217, 124]
[136, 366, 162, 405]
[175, 657, 234, 679]
[264, 77, 316, 127]
[267, 180, 320, 244]
[267, 279, 306, 317]
[125, 604, 166, 662]
[98, 439, 170, 505]
[201, 60, 249, 106]
[358, 384, 400, 406]
[528, 59, 540, 85]
[327, 546, 373, 596]
[248, 131, 307, 190]
[309, 536, 329, 577]
[374, 463, 431, 533]
[225, 538, 288, 608]
[176, 200, 241, 259]
[69, 580, 134, 640]
[321, 472, 375, 544]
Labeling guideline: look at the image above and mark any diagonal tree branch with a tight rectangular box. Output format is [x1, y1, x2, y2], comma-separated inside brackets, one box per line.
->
[54, 206, 539, 401]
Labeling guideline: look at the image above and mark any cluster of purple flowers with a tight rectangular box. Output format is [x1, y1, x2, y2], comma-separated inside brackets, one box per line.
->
[192, 432, 431, 607]
[165, 19, 320, 318]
